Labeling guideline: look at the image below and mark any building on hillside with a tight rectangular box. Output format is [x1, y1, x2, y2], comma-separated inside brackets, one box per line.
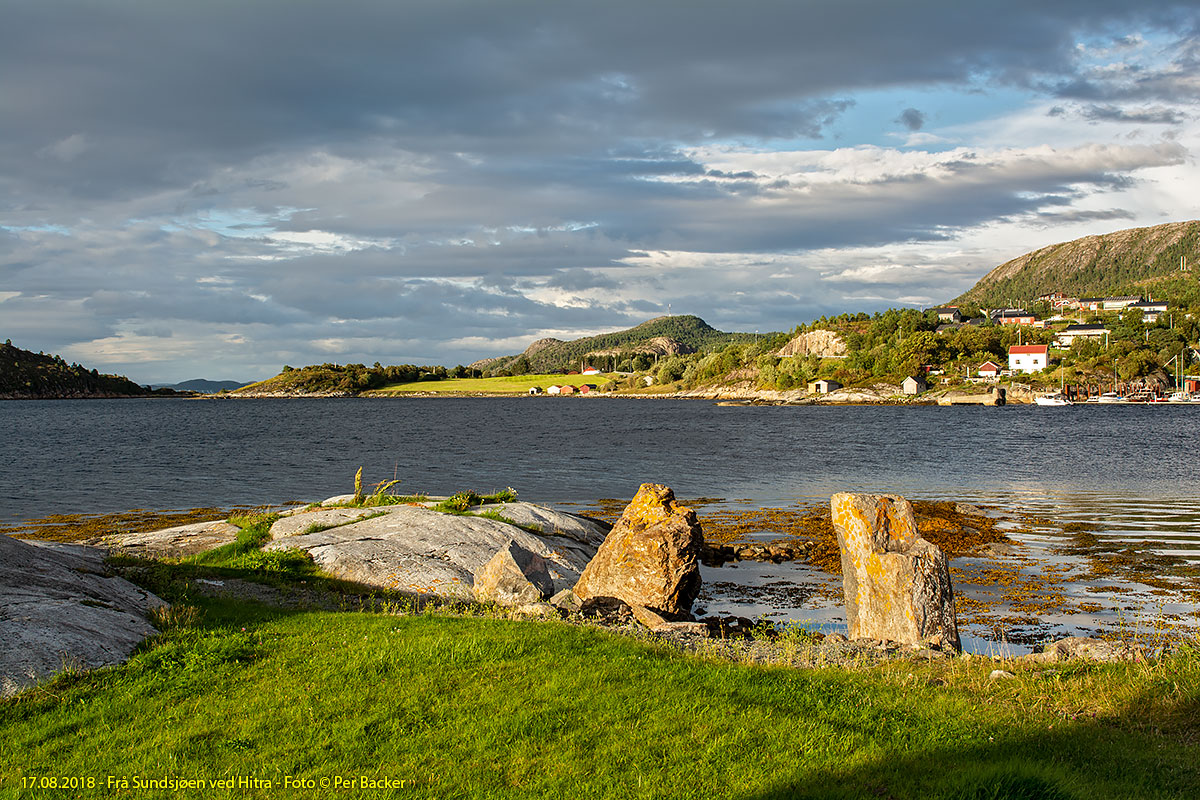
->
[929, 307, 962, 323]
[808, 379, 842, 394]
[1102, 296, 1141, 311]
[1009, 344, 1049, 374]
[995, 310, 1038, 326]
[581, 367, 602, 376]
[1128, 301, 1168, 323]
[901, 375, 927, 395]
[977, 360, 1002, 379]
[577, 383, 597, 394]
[1055, 324, 1109, 347]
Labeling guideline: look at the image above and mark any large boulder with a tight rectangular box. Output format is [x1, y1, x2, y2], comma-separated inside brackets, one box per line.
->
[473, 540, 555, 606]
[1, 536, 165, 696]
[264, 503, 606, 599]
[573, 484, 703, 618]
[831, 492, 960, 650]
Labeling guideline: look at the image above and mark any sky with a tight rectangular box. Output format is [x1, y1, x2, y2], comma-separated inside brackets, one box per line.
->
[2, 1, 1199, 383]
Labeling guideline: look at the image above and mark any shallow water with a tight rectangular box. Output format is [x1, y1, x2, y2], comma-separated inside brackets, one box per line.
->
[3, 397, 1198, 651]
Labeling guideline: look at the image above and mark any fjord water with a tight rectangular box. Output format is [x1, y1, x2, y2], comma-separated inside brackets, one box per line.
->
[4, 398, 1200, 528]
[5, 397, 1198, 650]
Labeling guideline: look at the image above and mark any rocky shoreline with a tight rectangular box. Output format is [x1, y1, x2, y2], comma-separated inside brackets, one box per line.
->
[5, 484, 1173, 697]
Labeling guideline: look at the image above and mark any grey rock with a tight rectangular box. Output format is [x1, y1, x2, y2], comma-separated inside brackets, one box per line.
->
[1, 536, 165, 696]
[85, 519, 241, 559]
[473, 540, 554, 606]
[549, 588, 582, 611]
[990, 669, 1016, 680]
[264, 503, 600, 599]
[652, 621, 709, 637]
[1027, 636, 1132, 663]
[268, 507, 392, 539]
[831, 492, 960, 651]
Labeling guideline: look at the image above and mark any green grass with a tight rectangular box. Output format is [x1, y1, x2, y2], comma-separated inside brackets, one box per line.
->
[373, 373, 609, 394]
[2, 564, 1197, 799]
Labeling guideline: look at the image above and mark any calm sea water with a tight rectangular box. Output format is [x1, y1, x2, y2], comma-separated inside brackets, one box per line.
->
[3, 397, 1199, 521]
[5, 397, 1198, 650]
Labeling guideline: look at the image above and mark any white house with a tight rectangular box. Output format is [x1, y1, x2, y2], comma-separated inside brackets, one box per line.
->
[1008, 344, 1048, 374]
[1055, 324, 1109, 347]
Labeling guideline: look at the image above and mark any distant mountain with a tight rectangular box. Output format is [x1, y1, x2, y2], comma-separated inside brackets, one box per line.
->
[471, 315, 755, 374]
[0, 340, 153, 399]
[953, 220, 1200, 308]
[150, 379, 249, 393]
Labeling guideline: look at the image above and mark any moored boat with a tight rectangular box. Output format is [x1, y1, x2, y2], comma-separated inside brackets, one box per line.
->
[1034, 393, 1072, 406]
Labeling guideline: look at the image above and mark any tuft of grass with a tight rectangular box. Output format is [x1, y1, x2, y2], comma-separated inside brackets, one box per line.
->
[185, 511, 279, 567]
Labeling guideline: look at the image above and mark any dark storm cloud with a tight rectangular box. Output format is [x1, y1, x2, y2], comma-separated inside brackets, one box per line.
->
[1081, 104, 1189, 123]
[897, 108, 927, 131]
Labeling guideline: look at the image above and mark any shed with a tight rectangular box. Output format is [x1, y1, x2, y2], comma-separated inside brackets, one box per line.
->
[901, 375, 927, 395]
[808, 379, 842, 394]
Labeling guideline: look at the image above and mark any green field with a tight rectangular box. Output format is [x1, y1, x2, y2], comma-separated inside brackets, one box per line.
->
[374, 373, 611, 394]
[3, 549, 1198, 800]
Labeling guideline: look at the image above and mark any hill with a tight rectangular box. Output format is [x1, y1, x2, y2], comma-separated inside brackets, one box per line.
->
[0, 340, 153, 399]
[475, 315, 755, 375]
[953, 220, 1200, 307]
[150, 379, 249, 393]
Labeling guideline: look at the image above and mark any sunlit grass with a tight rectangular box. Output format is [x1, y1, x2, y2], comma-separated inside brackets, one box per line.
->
[373, 373, 609, 394]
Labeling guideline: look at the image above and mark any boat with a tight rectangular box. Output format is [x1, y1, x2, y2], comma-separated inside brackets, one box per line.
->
[1034, 392, 1072, 406]
[1096, 391, 1126, 404]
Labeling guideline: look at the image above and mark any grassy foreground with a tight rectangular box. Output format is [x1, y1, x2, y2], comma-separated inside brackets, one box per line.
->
[2, 559, 1198, 800]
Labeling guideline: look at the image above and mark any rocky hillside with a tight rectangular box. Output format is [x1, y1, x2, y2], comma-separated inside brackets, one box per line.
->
[475, 315, 755, 374]
[954, 220, 1200, 307]
[0, 340, 153, 399]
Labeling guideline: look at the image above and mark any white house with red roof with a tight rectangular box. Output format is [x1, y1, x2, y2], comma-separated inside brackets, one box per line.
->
[977, 360, 1002, 379]
[1008, 344, 1048, 374]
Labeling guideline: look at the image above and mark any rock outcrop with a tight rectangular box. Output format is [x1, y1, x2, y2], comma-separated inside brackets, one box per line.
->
[1, 536, 165, 696]
[263, 501, 607, 599]
[777, 329, 847, 359]
[831, 492, 959, 650]
[473, 540, 554, 606]
[573, 484, 703, 618]
[84, 519, 242, 558]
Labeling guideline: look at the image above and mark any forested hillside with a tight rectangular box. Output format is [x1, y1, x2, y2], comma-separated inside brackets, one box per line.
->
[954, 220, 1200, 307]
[0, 340, 151, 399]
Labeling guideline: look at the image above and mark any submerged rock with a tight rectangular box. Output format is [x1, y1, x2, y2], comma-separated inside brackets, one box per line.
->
[573, 483, 703, 618]
[831, 492, 960, 650]
[0, 536, 165, 696]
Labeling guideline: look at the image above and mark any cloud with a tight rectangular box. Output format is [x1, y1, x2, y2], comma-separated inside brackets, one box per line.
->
[897, 108, 926, 131]
[2, 1, 1199, 380]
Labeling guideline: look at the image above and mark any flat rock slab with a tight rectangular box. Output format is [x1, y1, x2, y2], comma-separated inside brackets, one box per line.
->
[85, 520, 241, 559]
[265, 503, 602, 599]
[268, 507, 395, 538]
[1, 536, 165, 696]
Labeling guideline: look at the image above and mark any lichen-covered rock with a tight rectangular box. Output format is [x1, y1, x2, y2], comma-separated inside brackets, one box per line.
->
[473, 540, 554, 606]
[573, 483, 702, 618]
[264, 503, 602, 599]
[831, 492, 960, 650]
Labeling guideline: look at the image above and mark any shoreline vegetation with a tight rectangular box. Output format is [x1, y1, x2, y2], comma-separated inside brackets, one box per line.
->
[3, 488, 1198, 798]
